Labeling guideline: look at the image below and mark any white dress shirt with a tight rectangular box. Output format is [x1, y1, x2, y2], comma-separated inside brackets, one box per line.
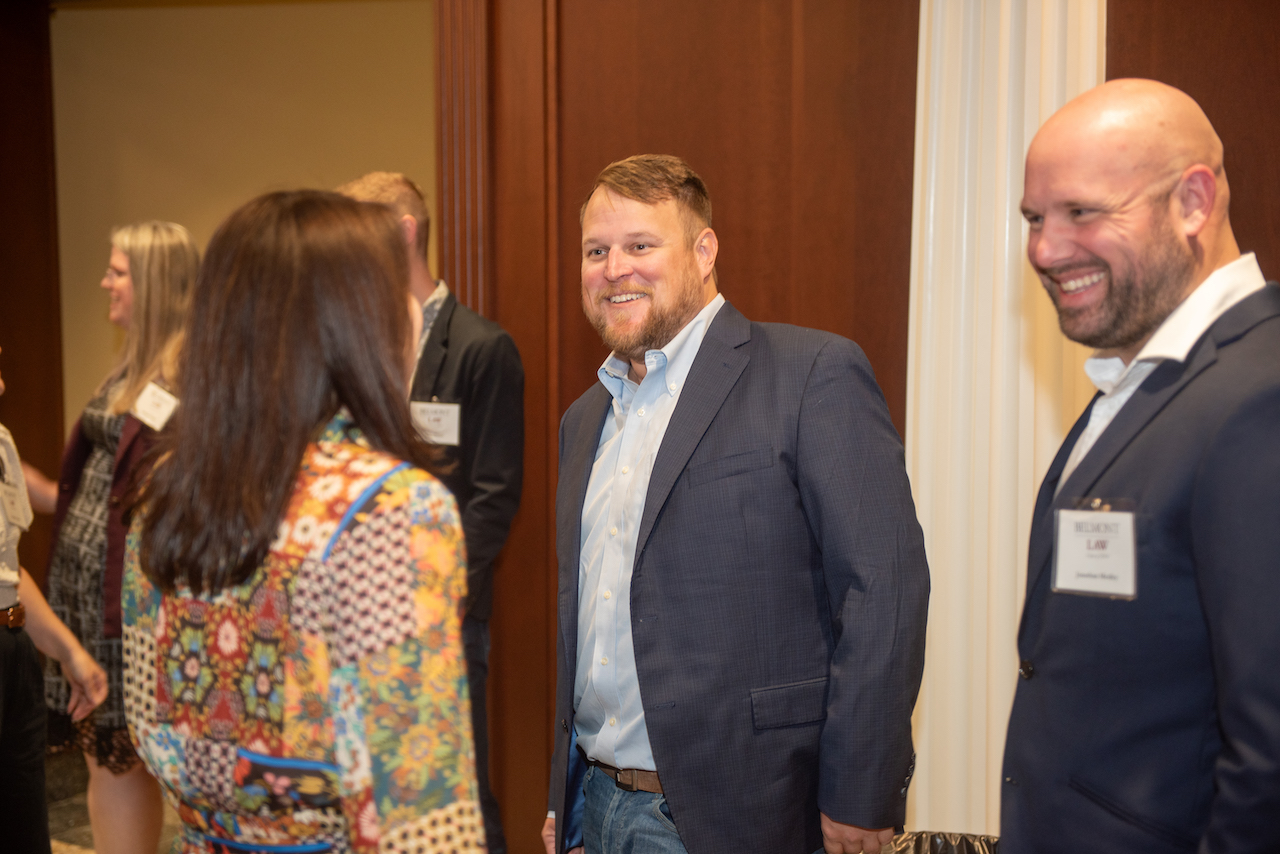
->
[1057, 253, 1266, 494]
[574, 293, 725, 770]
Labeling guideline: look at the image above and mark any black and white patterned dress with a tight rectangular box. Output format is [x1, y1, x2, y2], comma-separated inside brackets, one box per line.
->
[44, 384, 136, 771]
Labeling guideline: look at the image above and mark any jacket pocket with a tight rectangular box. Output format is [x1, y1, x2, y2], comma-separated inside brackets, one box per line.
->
[1068, 776, 1197, 849]
[750, 676, 829, 730]
[685, 446, 774, 488]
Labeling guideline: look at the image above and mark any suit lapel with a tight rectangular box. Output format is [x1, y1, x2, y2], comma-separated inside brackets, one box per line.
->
[558, 385, 612, 663]
[410, 292, 456, 401]
[1020, 397, 1094, 642]
[633, 302, 751, 567]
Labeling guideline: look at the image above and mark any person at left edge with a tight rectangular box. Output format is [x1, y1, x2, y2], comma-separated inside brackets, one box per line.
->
[338, 171, 524, 854]
[0, 344, 108, 854]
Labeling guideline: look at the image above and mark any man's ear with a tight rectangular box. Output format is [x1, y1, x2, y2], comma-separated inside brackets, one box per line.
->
[1175, 165, 1216, 238]
[399, 214, 418, 249]
[694, 227, 719, 280]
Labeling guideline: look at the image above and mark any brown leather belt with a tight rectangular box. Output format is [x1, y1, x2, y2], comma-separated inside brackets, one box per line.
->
[1, 602, 26, 629]
[578, 745, 663, 794]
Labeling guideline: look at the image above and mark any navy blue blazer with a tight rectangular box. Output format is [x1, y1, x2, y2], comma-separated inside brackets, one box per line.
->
[549, 301, 930, 854]
[1002, 283, 1280, 853]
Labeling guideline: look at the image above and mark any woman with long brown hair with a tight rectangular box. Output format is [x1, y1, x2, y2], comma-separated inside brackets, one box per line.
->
[44, 221, 197, 853]
[122, 191, 482, 851]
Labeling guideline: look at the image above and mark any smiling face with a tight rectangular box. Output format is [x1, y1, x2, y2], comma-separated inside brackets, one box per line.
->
[100, 245, 135, 329]
[1022, 130, 1195, 359]
[580, 187, 717, 368]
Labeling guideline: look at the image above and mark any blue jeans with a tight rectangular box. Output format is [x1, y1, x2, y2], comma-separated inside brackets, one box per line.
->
[582, 764, 689, 854]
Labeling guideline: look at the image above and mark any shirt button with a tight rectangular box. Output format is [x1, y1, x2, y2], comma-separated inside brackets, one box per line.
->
[610, 526, 618, 537]
[621, 466, 629, 474]
[637, 408, 646, 416]
[603, 590, 612, 600]
[601, 656, 608, 665]
[609, 717, 617, 726]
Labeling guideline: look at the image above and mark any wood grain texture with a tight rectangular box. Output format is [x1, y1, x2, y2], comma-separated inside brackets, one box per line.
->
[0, 0, 64, 587]
[555, 0, 919, 433]
[1107, 0, 1280, 279]
[438, 0, 491, 314]
[486, 0, 556, 850]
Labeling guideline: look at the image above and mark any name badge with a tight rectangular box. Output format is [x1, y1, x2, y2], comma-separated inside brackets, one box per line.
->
[1053, 501, 1137, 599]
[132, 382, 179, 431]
[410, 401, 461, 446]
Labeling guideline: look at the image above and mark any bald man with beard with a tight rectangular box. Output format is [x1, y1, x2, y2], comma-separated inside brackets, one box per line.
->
[1002, 80, 1280, 852]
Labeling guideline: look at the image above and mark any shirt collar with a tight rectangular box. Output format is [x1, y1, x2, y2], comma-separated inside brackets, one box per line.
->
[597, 293, 726, 401]
[1083, 253, 1265, 394]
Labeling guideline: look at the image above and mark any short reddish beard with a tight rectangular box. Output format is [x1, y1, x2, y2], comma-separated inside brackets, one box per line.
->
[586, 260, 707, 363]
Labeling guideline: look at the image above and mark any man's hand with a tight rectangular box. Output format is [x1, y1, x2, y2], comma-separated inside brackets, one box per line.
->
[63, 646, 107, 721]
[540, 815, 582, 854]
[820, 812, 895, 854]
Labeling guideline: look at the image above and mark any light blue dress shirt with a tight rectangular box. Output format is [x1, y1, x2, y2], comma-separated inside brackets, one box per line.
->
[574, 293, 725, 771]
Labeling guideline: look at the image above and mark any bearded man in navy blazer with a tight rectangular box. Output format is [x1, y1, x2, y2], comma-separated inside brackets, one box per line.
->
[539, 155, 929, 854]
[1003, 80, 1280, 852]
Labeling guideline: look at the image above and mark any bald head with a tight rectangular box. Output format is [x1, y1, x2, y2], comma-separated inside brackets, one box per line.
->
[1031, 79, 1227, 213]
[1022, 80, 1241, 362]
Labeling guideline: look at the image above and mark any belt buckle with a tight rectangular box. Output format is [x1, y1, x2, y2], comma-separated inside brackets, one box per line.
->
[613, 768, 638, 792]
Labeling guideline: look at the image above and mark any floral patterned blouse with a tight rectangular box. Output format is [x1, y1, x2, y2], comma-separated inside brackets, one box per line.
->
[122, 413, 484, 853]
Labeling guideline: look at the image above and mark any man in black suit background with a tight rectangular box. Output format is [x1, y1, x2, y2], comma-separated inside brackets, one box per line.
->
[340, 172, 524, 854]
[1003, 80, 1280, 852]
[541, 155, 929, 854]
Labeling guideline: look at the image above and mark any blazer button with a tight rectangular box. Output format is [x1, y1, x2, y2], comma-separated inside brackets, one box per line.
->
[109, 495, 121, 508]
[1004, 776, 1018, 786]
[561, 719, 568, 732]
[1018, 660, 1035, 680]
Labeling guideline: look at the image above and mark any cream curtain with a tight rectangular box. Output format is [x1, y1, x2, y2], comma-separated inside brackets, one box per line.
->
[904, 0, 1105, 834]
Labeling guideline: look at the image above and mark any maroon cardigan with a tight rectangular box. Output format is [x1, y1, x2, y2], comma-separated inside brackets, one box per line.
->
[47, 414, 155, 638]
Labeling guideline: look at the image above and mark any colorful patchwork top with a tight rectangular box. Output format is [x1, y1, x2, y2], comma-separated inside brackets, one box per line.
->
[121, 413, 484, 853]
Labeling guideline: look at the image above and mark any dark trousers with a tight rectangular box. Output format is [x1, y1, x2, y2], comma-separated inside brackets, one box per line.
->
[1, 626, 51, 853]
[463, 615, 505, 854]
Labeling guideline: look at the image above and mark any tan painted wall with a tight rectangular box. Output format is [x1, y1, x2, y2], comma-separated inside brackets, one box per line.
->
[51, 0, 438, 433]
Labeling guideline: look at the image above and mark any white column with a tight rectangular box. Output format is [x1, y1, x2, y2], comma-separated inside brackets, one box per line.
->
[904, 0, 1105, 834]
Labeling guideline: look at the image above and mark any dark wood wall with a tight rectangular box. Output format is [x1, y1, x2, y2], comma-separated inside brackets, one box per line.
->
[0, 0, 63, 587]
[471, 2, 921, 851]
[553, 1, 920, 425]
[1108, 0, 1280, 279]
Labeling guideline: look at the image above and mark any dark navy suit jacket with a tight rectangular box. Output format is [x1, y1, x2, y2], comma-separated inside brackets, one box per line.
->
[1002, 284, 1280, 853]
[549, 301, 930, 854]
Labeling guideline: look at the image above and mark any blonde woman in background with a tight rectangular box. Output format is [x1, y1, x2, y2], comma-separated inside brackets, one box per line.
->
[42, 221, 197, 853]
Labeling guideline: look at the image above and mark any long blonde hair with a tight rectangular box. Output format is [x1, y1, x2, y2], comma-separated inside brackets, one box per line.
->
[106, 221, 199, 414]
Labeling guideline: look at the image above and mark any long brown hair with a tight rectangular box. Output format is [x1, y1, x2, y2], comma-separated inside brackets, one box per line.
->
[137, 190, 435, 594]
[106, 221, 199, 414]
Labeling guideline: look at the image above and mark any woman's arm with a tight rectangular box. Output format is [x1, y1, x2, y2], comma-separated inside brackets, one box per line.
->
[18, 567, 107, 719]
[21, 461, 57, 515]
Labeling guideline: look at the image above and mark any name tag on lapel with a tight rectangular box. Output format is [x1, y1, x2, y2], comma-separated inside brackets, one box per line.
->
[410, 401, 461, 446]
[1053, 501, 1137, 599]
[132, 382, 179, 431]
